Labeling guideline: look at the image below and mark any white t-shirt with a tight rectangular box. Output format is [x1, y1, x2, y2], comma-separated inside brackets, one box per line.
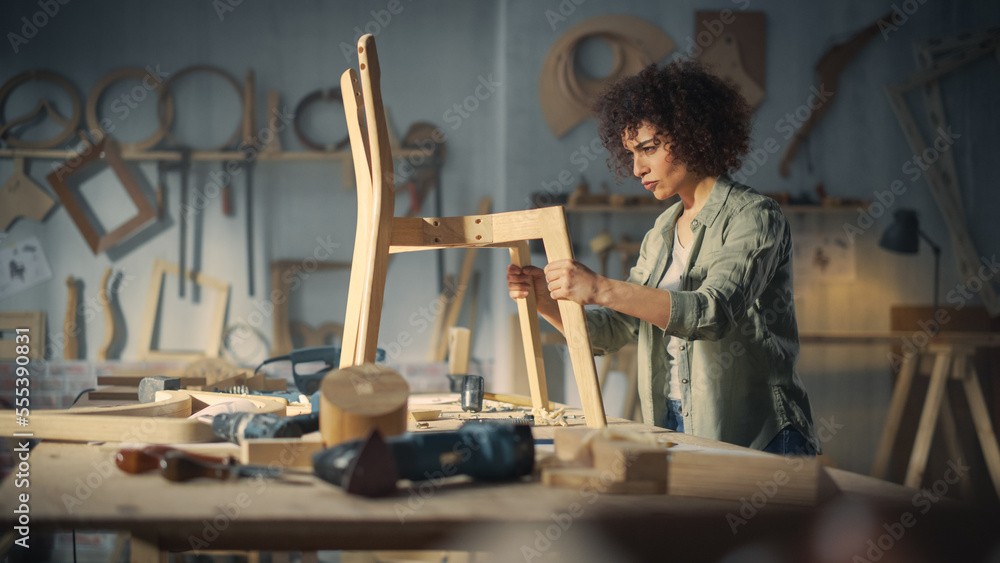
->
[657, 228, 692, 401]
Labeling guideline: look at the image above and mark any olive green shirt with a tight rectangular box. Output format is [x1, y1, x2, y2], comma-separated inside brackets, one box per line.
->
[586, 176, 819, 452]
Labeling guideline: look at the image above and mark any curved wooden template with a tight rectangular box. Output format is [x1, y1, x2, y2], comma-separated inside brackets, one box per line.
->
[162, 389, 287, 416]
[65, 392, 192, 418]
[0, 70, 82, 149]
[97, 268, 115, 361]
[63, 276, 79, 360]
[86, 67, 174, 153]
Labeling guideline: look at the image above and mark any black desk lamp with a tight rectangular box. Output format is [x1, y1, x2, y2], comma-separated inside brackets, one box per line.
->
[879, 209, 942, 315]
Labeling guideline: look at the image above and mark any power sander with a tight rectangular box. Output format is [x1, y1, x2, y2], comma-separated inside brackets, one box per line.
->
[313, 423, 535, 497]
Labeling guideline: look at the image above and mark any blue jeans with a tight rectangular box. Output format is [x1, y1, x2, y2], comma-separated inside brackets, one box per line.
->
[663, 399, 816, 456]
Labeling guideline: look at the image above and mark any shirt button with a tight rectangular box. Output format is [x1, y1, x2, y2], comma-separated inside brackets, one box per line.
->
[678, 345, 685, 351]
[681, 378, 689, 384]
[691, 219, 698, 227]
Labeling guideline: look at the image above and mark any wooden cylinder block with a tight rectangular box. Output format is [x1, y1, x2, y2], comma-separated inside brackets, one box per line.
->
[319, 364, 409, 447]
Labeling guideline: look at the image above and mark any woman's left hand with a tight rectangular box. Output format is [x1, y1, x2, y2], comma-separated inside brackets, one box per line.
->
[543, 260, 605, 305]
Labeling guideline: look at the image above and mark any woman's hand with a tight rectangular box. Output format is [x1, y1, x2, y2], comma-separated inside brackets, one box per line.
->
[507, 264, 561, 327]
[543, 260, 605, 306]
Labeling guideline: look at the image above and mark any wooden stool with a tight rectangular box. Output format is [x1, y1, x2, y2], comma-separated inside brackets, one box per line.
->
[872, 339, 1000, 498]
[337, 35, 606, 428]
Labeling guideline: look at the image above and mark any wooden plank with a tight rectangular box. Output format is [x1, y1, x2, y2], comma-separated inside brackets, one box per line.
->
[591, 438, 668, 484]
[541, 467, 664, 494]
[667, 448, 820, 506]
[0, 412, 217, 443]
[240, 437, 324, 469]
[446, 327, 470, 375]
[97, 375, 208, 387]
[88, 386, 140, 401]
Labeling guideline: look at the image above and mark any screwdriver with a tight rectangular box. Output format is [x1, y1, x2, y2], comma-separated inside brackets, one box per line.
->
[158, 450, 313, 485]
[115, 445, 235, 474]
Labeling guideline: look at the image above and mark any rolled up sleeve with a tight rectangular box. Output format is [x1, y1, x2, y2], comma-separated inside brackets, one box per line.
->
[664, 200, 787, 341]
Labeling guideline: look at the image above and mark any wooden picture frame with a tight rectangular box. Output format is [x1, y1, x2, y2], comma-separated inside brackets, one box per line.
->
[46, 136, 156, 255]
[137, 259, 229, 362]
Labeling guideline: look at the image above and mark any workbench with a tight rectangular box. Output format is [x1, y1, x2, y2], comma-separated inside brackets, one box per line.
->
[2, 395, 997, 562]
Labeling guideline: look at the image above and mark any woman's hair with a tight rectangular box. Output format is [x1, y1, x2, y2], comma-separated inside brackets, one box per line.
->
[594, 61, 752, 179]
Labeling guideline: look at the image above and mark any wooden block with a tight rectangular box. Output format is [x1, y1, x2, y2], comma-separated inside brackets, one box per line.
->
[591, 439, 667, 484]
[553, 427, 594, 463]
[408, 410, 440, 422]
[240, 437, 324, 469]
[541, 467, 664, 494]
[319, 364, 409, 446]
[667, 448, 819, 506]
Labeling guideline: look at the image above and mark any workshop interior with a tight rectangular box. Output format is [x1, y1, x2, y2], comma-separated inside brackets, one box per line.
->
[1, 1, 999, 562]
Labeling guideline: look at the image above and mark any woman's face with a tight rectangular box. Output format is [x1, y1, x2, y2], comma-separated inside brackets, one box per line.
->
[623, 122, 690, 201]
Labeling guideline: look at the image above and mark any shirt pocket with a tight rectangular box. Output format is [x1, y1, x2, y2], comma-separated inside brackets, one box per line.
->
[684, 266, 707, 291]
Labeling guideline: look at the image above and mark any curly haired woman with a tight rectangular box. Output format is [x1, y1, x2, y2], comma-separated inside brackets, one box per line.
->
[508, 61, 820, 455]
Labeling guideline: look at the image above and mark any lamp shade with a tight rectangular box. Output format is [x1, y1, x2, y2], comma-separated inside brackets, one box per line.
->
[879, 209, 920, 254]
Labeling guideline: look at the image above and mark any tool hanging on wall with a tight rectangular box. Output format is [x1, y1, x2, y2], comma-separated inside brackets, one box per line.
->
[0, 70, 81, 149]
[220, 161, 234, 216]
[157, 148, 193, 296]
[0, 156, 56, 231]
[97, 268, 121, 361]
[63, 276, 80, 360]
[777, 13, 887, 177]
[242, 70, 257, 296]
[86, 67, 174, 152]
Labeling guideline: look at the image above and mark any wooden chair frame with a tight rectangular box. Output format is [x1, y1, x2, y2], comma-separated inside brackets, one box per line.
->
[338, 35, 606, 428]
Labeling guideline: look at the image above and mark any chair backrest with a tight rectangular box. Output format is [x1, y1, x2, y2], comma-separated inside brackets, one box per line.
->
[340, 34, 396, 368]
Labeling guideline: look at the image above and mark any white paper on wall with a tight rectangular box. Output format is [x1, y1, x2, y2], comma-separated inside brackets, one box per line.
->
[0, 236, 53, 300]
[793, 231, 856, 283]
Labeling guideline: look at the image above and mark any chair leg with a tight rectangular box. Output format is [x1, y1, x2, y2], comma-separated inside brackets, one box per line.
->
[540, 211, 606, 428]
[509, 241, 550, 412]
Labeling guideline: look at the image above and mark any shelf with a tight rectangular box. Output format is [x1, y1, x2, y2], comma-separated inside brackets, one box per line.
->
[0, 147, 431, 162]
[565, 204, 669, 213]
